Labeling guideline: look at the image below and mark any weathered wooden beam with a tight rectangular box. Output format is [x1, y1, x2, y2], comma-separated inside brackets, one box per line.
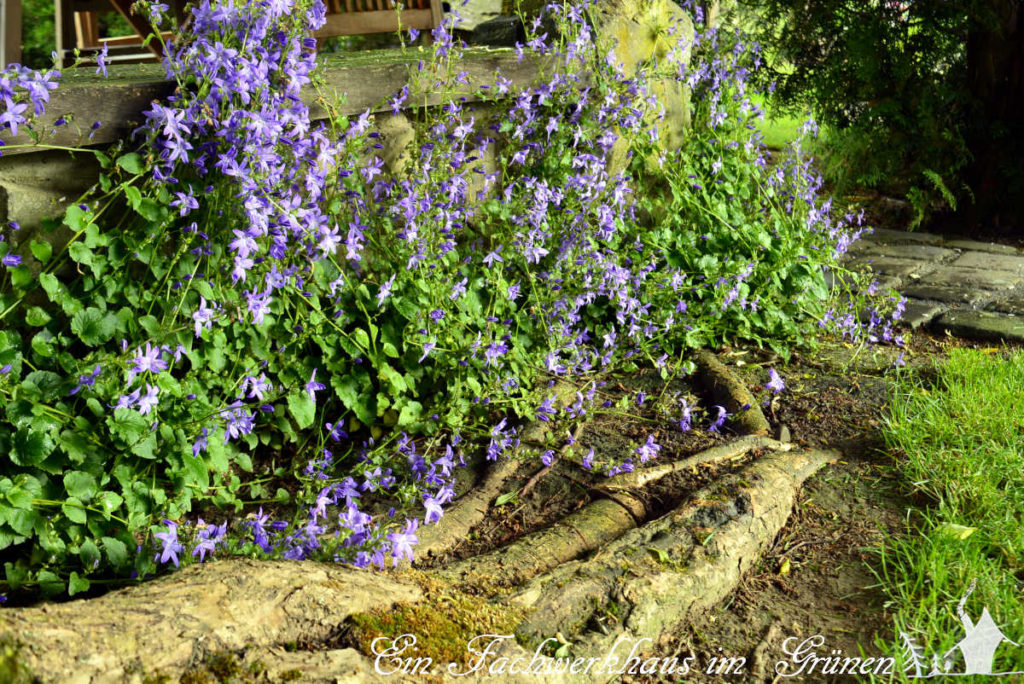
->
[0, 47, 541, 156]
[1, 0, 21, 68]
[312, 8, 434, 36]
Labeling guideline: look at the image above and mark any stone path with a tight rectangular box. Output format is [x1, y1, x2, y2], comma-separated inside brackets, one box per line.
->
[842, 229, 1024, 342]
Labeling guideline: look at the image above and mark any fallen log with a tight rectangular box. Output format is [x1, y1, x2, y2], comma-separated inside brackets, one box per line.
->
[511, 448, 837, 645]
[413, 454, 522, 563]
[436, 492, 646, 588]
[601, 434, 791, 491]
[694, 349, 771, 436]
[0, 559, 423, 683]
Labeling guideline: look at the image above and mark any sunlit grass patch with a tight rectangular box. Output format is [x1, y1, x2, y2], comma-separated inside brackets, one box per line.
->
[875, 349, 1024, 679]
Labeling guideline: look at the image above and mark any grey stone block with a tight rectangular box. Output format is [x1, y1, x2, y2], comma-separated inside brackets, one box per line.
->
[985, 294, 1024, 315]
[0, 149, 101, 236]
[925, 266, 1022, 290]
[944, 239, 1021, 256]
[932, 310, 1024, 343]
[868, 228, 944, 245]
[845, 256, 937, 280]
[949, 250, 1024, 274]
[899, 284, 994, 306]
[896, 300, 946, 330]
[845, 242, 958, 262]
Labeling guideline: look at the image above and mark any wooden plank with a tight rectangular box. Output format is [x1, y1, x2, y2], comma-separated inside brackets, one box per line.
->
[1, 0, 21, 67]
[0, 49, 543, 154]
[313, 8, 432, 36]
[107, 0, 163, 58]
[74, 11, 100, 48]
[96, 30, 173, 48]
[55, 0, 79, 67]
[428, 0, 442, 34]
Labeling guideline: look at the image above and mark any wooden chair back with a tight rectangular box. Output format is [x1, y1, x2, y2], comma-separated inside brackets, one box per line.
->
[55, 0, 443, 67]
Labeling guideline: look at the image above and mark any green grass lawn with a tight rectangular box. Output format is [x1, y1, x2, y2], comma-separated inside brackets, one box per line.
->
[748, 91, 804, 150]
[876, 348, 1024, 679]
[759, 112, 804, 150]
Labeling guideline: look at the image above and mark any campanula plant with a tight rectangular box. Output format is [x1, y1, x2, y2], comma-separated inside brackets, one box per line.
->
[0, 0, 898, 597]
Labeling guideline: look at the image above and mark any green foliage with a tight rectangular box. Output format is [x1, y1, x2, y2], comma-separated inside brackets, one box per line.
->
[0, 0, 887, 598]
[741, 0, 1020, 225]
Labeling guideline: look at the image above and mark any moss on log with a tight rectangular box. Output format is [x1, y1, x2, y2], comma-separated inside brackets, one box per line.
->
[694, 349, 771, 435]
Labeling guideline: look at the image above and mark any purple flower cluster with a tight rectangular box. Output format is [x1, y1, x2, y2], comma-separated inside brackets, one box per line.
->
[0, 63, 61, 143]
[0, 0, 907, 585]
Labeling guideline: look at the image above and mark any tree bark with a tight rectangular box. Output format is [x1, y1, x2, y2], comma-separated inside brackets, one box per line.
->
[965, 0, 1023, 231]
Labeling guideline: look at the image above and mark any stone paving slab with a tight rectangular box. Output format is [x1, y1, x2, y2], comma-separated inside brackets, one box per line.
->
[847, 242, 958, 262]
[932, 310, 1024, 343]
[944, 239, 1022, 256]
[844, 256, 938, 281]
[985, 294, 1024, 315]
[898, 300, 947, 329]
[921, 265, 1022, 290]
[868, 229, 946, 246]
[842, 229, 1024, 343]
[898, 284, 994, 307]
[948, 251, 1024, 273]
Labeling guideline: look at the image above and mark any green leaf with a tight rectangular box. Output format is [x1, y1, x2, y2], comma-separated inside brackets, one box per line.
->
[138, 315, 162, 337]
[64, 471, 98, 501]
[109, 409, 149, 444]
[5, 485, 33, 510]
[68, 242, 94, 267]
[78, 538, 101, 569]
[31, 331, 55, 357]
[9, 266, 32, 289]
[6, 508, 40, 536]
[352, 328, 371, 351]
[131, 433, 158, 460]
[83, 223, 108, 248]
[24, 306, 51, 327]
[647, 547, 672, 564]
[62, 498, 88, 523]
[136, 198, 163, 222]
[24, 370, 63, 400]
[96, 491, 124, 518]
[67, 572, 90, 596]
[60, 429, 92, 465]
[102, 536, 128, 567]
[287, 392, 316, 430]
[116, 153, 146, 175]
[37, 569, 65, 596]
[398, 400, 423, 427]
[11, 429, 54, 466]
[70, 308, 118, 346]
[495, 490, 518, 506]
[937, 522, 976, 540]
[64, 204, 93, 232]
[39, 273, 83, 315]
[353, 391, 377, 426]
[332, 375, 359, 407]
[0, 528, 27, 552]
[124, 185, 143, 210]
[30, 240, 52, 264]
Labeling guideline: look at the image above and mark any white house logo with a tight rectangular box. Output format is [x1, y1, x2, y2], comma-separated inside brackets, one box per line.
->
[899, 580, 1023, 678]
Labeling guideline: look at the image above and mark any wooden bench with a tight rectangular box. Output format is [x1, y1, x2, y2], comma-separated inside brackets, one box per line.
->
[38, 0, 443, 67]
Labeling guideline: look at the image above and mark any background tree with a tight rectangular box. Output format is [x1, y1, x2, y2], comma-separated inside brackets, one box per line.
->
[740, 0, 1022, 232]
